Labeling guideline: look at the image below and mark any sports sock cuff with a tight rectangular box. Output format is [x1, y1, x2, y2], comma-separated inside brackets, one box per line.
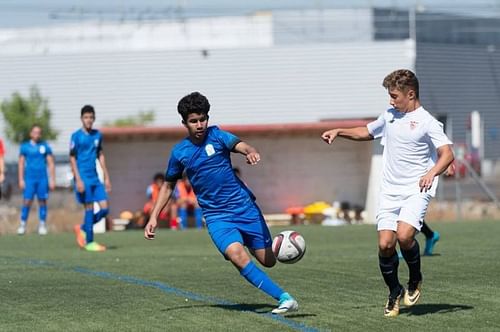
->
[240, 261, 256, 276]
[401, 241, 420, 260]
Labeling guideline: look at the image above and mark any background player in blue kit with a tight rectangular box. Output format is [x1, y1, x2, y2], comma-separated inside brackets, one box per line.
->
[70, 105, 112, 252]
[17, 125, 55, 235]
[144, 92, 298, 314]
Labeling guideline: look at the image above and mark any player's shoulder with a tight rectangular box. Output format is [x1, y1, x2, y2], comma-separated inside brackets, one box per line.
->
[417, 107, 439, 123]
[91, 129, 102, 137]
[70, 129, 82, 138]
[171, 137, 192, 155]
[207, 125, 222, 135]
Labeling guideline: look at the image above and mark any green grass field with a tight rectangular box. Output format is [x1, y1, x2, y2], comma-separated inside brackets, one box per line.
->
[1, 220, 499, 331]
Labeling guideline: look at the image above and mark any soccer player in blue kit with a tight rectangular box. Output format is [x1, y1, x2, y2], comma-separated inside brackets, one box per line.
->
[17, 125, 55, 235]
[144, 92, 298, 314]
[70, 105, 112, 252]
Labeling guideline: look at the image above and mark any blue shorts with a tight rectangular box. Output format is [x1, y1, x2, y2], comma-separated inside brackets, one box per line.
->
[206, 205, 272, 256]
[75, 182, 108, 204]
[23, 179, 49, 200]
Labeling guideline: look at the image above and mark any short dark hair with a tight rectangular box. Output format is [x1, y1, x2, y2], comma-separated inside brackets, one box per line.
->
[153, 173, 165, 182]
[177, 92, 210, 122]
[382, 69, 419, 98]
[81, 105, 95, 117]
[31, 124, 42, 131]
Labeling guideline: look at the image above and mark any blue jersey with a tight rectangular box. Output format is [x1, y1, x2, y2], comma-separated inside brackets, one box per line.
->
[165, 126, 255, 222]
[20, 140, 52, 180]
[70, 128, 103, 184]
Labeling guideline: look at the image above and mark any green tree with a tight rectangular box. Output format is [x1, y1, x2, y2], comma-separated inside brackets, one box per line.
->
[1, 86, 58, 143]
[103, 110, 156, 127]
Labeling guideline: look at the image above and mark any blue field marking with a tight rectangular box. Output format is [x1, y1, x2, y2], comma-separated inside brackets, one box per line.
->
[4, 257, 321, 332]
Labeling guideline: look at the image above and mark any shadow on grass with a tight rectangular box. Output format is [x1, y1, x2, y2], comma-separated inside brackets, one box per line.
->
[160, 303, 273, 313]
[161, 303, 317, 317]
[400, 303, 473, 315]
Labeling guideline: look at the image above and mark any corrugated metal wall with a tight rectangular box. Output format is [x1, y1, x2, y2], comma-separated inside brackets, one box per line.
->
[416, 42, 500, 160]
[0, 41, 413, 157]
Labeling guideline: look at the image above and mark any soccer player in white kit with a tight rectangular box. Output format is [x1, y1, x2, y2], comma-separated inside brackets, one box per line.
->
[321, 69, 454, 317]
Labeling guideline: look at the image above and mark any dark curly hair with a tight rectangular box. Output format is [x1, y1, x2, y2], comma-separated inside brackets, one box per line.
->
[177, 92, 210, 122]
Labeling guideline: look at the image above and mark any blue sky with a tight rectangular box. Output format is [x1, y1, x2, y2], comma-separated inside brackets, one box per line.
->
[1, 0, 499, 28]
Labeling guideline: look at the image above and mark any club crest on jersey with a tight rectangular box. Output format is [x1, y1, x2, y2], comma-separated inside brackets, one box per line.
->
[410, 121, 418, 130]
[94, 139, 99, 147]
[39, 145, 46, 154]
[205, 144, 215, 156]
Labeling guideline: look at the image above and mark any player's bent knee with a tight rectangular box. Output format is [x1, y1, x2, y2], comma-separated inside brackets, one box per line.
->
[225, 243, 250, 269]
[378, 240, 396, 253]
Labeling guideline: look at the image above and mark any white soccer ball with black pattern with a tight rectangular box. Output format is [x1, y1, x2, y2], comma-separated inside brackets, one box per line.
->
[272, 230, 306, 264]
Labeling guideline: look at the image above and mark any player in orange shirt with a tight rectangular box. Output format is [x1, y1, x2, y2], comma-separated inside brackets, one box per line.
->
[175, 172, 203, 229]
[144, 173, 178, 229]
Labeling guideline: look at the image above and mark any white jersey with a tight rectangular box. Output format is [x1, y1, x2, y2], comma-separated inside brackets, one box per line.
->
[367, 106, 452, 197]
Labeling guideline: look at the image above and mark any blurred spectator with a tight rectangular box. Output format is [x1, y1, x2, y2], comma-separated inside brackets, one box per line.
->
[134, 173, 178, 229]
[174, 172, 203, 229]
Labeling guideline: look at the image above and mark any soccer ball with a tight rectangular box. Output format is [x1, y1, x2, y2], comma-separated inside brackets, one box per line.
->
[272, 230, 306, 264]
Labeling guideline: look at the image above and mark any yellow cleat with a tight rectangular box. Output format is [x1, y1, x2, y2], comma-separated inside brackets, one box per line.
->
[85, 242, 107, 252]
[404, 281, 422, 306]
[384, 287, 404, 317]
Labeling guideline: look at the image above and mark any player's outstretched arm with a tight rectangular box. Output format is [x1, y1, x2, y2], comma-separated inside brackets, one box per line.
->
[419, 144, 454, 192]
[233, 142, 261, 165]
[144, 181, 176, 240]
[321, 127, 373, 144]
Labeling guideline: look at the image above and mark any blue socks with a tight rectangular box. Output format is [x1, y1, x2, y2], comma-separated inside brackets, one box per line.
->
[194, 208, 203, 229]
[21, 204, 47, 224]
[94, 208, 109, 224]
[240, 261, 284, 300]
[83, 209, 94, 243]
[20, 204, 31, 223]
[39, 205, 47, 224]
[179, 207, 188, 229]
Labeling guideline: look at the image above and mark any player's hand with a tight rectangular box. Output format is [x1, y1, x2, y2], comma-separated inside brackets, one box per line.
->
[419, 171, 436, 192]
[0, 173, 4, 184]
[144, 219, 157, 240]
[445, 163, 456, 177]
[76, 179, 85, 193]
[246, 152, 261, 165]
[49, 179, 56, 191]
[105, 179, 112, 192]
[321, 129, 338, 144]
[19, 179, 25, 190]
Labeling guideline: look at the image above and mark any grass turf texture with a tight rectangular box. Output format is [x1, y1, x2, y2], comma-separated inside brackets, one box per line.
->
[0, 220, 499, 331]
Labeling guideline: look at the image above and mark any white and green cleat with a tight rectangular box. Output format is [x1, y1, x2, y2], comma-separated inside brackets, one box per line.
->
[272, 292, 298, 314]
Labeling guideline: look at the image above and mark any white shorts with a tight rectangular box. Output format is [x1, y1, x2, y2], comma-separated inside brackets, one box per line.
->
[376, 192, 432, 232]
